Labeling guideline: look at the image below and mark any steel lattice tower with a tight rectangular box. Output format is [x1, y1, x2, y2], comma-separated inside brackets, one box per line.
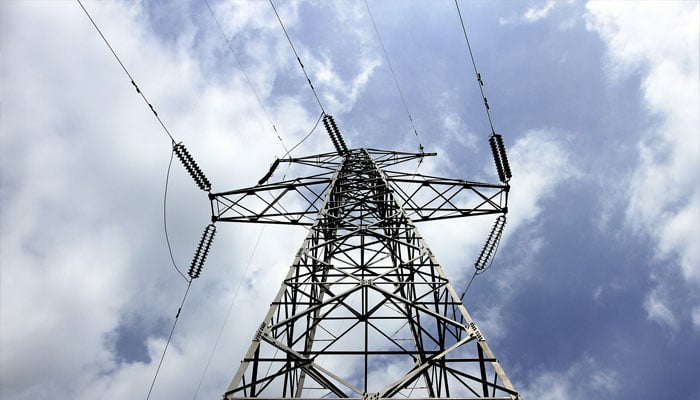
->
[210, 130, 519, 399]
[74, 1, 517, 396]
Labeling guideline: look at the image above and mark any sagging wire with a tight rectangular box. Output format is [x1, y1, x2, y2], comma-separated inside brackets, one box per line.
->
[165, 141, 215, 281]
[257, 112, 325, 185]
[153, 189, 216, 399]
[77, 0, 176, 144]
[452, 1, 511, 300]
[203, 0, 290, 157]
[164, 147, 189, 281]
[79, 0, 218, 278]
[79, 2, 219, 396]
[269, 0, 326, 115]
[149, 221, 216, 399]
[454, 0, 496, 136]
[281, 112, 325, 160]
[146, 280, 193, 400]
[364, 0, 424, 156]
[454, 1, 513, 182]
[191, 226, 266, 399]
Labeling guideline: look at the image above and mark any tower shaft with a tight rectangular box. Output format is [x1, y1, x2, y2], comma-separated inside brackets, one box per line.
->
[221, 149, 518, 399]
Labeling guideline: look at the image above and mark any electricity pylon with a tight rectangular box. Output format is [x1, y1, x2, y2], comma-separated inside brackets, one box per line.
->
[210, 116, 518, 399]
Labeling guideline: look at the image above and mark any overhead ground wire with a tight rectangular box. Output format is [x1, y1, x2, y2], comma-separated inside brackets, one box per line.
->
[454, 0, 497, 136]
[269, 0, 326, 115]
[78, 4, 212, 396]
[77, 0, 176, 144]
[203, 0, 290, 156]
[146, 280, 193, 400]
[453, 1, 509, 298]
[280, 112, 324, 160]
[364, 0, 424, 153]
[191, 226, 266, 399]
[79, 0, 197, 284]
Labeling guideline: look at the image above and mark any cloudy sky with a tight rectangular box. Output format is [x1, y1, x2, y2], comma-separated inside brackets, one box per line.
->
[1, 0, 698, 399]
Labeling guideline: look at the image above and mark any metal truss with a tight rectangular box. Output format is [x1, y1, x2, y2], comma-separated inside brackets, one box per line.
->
[218, 148, 519, 399]
[209, 149, 509, 226]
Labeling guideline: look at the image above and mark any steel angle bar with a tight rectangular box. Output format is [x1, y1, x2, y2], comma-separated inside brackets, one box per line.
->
[370, 284, 469, 342]
[268, 285, 362, 332]
[380, 335, 472, 397]
[439, 364, 520, 398]
[258, 335, 362, 397]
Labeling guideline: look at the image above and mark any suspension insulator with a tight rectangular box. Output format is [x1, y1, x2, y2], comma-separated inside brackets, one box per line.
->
[188, 223, 217, 280]
[323, 114, 348, 155]
[474, 215, 506, 271]
[257, 158, 280, 186]
[323, 115, 341, 153]
[174, 143, 212, 191]
[328, 116, 348, 153]
[494, 134, 512, 180]
[489, 135, 506, 183]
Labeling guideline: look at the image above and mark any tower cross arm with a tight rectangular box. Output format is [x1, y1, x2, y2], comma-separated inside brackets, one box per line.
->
[209, 173, 333, 226]
[384, 171, 509, 222]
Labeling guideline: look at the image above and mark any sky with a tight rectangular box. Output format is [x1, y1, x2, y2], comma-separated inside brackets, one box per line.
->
[1, 0, 698, 399]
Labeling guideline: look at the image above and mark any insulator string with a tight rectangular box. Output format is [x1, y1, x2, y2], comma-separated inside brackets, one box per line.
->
[258, 159, 281, 186]
[461, 215, 506, 300]
[489, 134, 512, 182]
[322, 114, 349, 155]
[191, 226, 266, 399]
[188, 224, 217, 280]
[474, 215, 506, 271]
[269, 0, 326, 115]
[174, 143, 212, 192]
[77, 0, 176, 144]
[489, 135, 506, 183]
[364, 0, 424, 153]
[494, 133, 512, 180]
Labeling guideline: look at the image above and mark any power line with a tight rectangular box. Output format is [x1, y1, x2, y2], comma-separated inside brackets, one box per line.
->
[191, 226, 266, 399]
[280, 112, 324, 159]
[454, 0, 497, 136]
[164, 146, 189, 282]
[364, 0, 424, 153]
[77, 0, 176, 144]
[146, 280, 193, 400]
[269, 0, 326, 115]
[203, 0, 290, 156]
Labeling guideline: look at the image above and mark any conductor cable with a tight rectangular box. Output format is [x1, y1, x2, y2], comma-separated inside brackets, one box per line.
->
[77, 0, 176, 144]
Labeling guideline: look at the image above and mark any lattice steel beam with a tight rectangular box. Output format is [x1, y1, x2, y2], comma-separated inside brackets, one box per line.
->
[217, 148, 519, 399]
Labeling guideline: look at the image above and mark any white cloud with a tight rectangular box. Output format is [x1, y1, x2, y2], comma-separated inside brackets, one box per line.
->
[0, 1, 318, 399]
[644, 289, 680, 332]
[444, 129, 576, 341]
[507, 129, 578, 231]
[311, 52, 382, 114]
[692, 307, 700, 332]
[523, 1, 557, 23]
[522, 356, 619, 400]
[499, 0, 567, 26]
[585, 1, 700, 327]
[440, 111, 478, 151]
